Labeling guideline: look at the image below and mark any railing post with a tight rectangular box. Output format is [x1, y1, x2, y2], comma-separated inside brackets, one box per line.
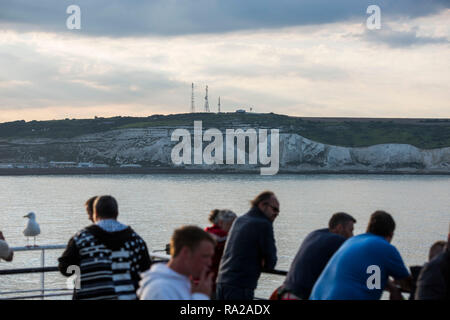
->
[40, 249, 45, 300]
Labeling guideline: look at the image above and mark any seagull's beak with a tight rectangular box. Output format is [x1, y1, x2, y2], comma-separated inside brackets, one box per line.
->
[23, 214, 29, 218]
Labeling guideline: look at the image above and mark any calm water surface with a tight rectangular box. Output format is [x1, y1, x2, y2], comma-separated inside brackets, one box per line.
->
[0, 174, 449, 299]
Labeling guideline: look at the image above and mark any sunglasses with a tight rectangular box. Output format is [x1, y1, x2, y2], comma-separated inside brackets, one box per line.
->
[266, 204, 280, 213]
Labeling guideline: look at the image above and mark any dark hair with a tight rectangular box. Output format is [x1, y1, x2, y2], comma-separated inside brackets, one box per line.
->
[94, 195, 119, 220]
[366, 210, 396, 237]
[429, 240, 447, 261]
[170, 225, 215, 257]
[85, 196, 97, 222]
[251, 191, 275, 208]
[328, 212, 356, 230]
[208, 209, 220, 224]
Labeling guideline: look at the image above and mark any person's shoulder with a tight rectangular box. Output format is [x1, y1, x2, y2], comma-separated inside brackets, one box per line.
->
[71, 225, 101, 245]
[127, 228, 147, 243]
[126, 226, 140, 237]
[424, 250, 448, 270]
[253, 217, 273, 231]
[73, 226, 93, 239]
[238, 211, 267, 226]
[417, 252, 446, 284]
[305, 228, 335, 242]
[366, 234, 402, 256]
[337, 233, 370, 249]
[318, 229, 344, 240]
[356, 232, 386, 243]
[77, 224, 98, 234]
[312, 228, 329, 234]
[355, 233, 389, 247]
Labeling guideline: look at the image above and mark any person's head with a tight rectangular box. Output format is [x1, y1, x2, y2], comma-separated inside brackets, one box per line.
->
[251, 191, 279, 222]
[85, 196, 97, 222]
[208, 209, 237, 232]
[170, 225, 215, 278]
[328, 212, 356, 239]
[428, 240, 446, 261]
[93, 195, 119, 221]
[366, 210, 396, 242]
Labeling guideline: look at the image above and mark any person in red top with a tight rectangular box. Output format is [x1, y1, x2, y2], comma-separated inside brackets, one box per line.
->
[205, 209, 237, 298]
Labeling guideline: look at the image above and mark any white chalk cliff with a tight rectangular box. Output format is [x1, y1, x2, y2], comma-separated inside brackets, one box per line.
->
[3, 128, 450, 173]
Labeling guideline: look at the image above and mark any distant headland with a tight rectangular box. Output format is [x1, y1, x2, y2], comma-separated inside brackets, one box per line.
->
[0, 112, 449, 175]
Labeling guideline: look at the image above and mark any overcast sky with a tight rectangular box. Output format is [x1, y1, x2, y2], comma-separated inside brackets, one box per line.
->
[0, 0, 449, 122]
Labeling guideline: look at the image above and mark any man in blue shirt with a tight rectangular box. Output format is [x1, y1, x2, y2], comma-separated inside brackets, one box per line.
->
[310, 210, 412, 300]
[281, 212, 356, 299]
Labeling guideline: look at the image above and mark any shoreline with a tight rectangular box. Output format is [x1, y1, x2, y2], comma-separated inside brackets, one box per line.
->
[0, 167, 449, 176]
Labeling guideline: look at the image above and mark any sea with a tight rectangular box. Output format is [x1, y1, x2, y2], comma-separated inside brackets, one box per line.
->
[0, 174, 449, 300]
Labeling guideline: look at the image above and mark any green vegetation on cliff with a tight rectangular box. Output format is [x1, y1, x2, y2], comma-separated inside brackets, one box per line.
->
[0, 113, 449, 149]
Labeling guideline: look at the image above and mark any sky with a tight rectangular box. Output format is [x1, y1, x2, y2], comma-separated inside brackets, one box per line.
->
[0, 0, 449, 123]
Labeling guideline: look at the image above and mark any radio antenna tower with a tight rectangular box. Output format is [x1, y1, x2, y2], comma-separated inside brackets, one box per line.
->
[191, 83, 195, 113]
[218, 97, 221, 113]
[204, 85, 210, 112]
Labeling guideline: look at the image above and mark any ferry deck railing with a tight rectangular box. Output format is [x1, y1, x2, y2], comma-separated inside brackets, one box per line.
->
[0, 245, 69, 300]
[0, 244, 287, 300]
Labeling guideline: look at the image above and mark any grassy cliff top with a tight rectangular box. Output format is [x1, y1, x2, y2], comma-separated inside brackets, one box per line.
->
[1, 112, 449, 149]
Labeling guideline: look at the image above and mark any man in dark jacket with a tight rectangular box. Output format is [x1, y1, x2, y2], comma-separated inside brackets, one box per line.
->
[216, 191, 279, 300]
[281, 212, 356, 299]
[409, 240, 446, 300]
[58, 195, 152, 300]
[415, 224, 450, 300]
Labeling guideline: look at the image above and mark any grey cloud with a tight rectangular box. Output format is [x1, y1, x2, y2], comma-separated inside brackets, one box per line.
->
[202, 61, 348, 81]
[0, 0, 448, 36]
[0, 44, 185, 110]
[362, 26, 449, 48]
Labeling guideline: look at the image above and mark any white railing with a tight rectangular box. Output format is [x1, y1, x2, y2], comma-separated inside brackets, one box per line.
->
[0, 245, 68, 300]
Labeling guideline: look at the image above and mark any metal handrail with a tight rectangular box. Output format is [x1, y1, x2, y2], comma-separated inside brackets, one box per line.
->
[0, 246, 176, 300]
[11, 245, 66, 252]
[0, 266, 58, 275]
[0, 288, 70, 295]
[6, 292, 72, 300]
[263, 269, 288, 276]
[0, 244, 69, 300]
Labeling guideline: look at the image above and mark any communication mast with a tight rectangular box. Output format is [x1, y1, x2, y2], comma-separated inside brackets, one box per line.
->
[218, 97, 221, 113]
[204, 85, 210, 112]
[191, 83, 195, 113]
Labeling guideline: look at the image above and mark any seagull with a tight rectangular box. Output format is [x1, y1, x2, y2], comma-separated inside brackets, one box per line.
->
[23, 212, 41, 247]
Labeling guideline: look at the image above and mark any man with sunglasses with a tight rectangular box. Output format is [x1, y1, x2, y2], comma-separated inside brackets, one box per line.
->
[216, 191, 279, 300]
